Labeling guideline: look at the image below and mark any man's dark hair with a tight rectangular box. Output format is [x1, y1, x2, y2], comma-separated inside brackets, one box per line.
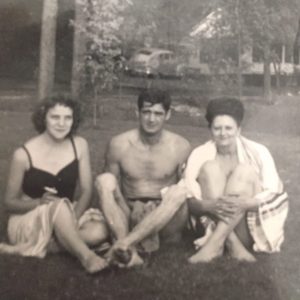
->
[137, 89, 171, 111]
[32, 95, 81, 135]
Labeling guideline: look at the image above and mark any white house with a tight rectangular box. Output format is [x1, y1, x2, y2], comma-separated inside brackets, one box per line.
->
[185, 9, 299, 76]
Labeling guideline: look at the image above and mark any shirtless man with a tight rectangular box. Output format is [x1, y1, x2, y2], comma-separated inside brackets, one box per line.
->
[95, 89, 191, 266]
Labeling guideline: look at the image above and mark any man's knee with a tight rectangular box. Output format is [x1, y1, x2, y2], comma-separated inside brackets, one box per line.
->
[95, 172, 117, 193]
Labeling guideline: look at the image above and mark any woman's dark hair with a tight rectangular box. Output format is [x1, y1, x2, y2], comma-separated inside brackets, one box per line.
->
[205, 97, 244, 127]
[32, 96, 81, 135]
[137, 89, 171, 112]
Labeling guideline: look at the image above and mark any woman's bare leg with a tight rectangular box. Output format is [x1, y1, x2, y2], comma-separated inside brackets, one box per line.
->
[188, 160, 228, 263]
[48, 220, 109, 254]
[52, 201, 108, 273]
[79, 220, 108, 247]
[189, 163, 258, 263]
[225, 164, 260, 261]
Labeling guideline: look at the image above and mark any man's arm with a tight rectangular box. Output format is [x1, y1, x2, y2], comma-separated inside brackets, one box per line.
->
[176, 138, 192, 180]
[104, 137, 122, 179]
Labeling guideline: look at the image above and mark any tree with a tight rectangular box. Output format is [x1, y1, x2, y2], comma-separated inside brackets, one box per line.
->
[197, 0, 300, 103]
[119, 0, 210, 54]
[71, 0, 86, 100]
[245, 0, 299, 102]
[73, 0, 131, 125]
[38, 0, 58, 101]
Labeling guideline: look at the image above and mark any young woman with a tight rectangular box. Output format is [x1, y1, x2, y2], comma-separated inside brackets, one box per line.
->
[0, 96, 108, 273]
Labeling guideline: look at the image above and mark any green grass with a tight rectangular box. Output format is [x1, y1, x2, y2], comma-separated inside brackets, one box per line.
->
[0, 92, 300, 300]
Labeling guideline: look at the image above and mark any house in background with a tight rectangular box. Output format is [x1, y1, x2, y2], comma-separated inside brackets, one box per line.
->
[184, 9, 300, 78]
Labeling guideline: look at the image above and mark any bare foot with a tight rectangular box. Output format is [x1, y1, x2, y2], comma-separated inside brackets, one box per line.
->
[126, 249, 144, 268]
[81, 253, 108, 274]
[112, 247, 132, 265]
[109, 245, 144, 268]
[228, 245, 256, 262]
[188, 245, 223, 264]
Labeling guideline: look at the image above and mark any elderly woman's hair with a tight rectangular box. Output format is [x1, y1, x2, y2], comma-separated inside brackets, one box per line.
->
[205, 97, 244, 127]
[137, 89, 171, 112]
[32, 96, 81, 135]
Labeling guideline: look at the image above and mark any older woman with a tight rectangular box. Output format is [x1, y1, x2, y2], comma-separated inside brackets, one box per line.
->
[185, 97, 288, 263]
[0, 96, 108, 273]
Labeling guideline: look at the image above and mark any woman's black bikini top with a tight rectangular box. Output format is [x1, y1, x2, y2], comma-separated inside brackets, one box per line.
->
[22, 138, 79, 201]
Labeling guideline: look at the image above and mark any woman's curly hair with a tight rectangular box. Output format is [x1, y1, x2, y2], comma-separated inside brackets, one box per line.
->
[31, 96, 81, 135]
[205, 97, 244, 127]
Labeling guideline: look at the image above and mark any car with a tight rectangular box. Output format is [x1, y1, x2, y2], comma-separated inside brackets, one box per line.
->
[125, 48, 186, 78]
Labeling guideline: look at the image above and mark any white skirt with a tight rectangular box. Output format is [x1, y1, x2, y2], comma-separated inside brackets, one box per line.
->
[0, 198, 104, 258]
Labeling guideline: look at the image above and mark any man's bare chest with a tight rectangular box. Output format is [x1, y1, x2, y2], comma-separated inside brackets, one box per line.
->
[120, 147, 178, 180]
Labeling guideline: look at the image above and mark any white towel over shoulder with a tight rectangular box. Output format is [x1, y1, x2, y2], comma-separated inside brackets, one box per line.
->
[183, 136, 288, 253]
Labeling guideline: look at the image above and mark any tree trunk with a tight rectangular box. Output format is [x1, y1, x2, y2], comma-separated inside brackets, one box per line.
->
[293, 18, 300, 86]
[263, 44, 272, 104]
[71, 0, 86, 101]
[235, 0, 243, 100]
[38, 0, 58, 101]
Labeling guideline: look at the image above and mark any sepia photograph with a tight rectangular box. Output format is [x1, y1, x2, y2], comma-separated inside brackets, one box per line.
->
[0, 0, 299, 299]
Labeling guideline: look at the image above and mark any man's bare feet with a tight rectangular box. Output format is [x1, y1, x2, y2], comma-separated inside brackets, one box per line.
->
[109, 244, 144, 268]
[126, 249, 144, 268]
[188, 245, 223, 264]
[81, 253, 108, 274]
[112, 247, 132, 265]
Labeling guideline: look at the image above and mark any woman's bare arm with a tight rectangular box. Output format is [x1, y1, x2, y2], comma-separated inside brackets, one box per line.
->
[4, 148, 40, 214]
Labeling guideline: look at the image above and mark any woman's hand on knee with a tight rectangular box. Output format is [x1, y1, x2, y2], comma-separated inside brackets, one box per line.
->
[217, 195, 250, 218]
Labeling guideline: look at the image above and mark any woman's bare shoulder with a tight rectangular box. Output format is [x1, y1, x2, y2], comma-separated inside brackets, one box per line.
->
[73, 135, 88, 148]
[72, 135, 90, 159]
[11, 147, 29, 168]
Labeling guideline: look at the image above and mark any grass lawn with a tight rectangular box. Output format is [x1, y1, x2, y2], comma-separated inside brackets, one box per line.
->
[0, 91, 299, 300]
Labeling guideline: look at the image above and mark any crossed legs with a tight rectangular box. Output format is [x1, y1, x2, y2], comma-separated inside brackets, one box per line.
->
[95, 173, 188, 266]
[188, 160, 260, 263]
[95, 173, 144, 266]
